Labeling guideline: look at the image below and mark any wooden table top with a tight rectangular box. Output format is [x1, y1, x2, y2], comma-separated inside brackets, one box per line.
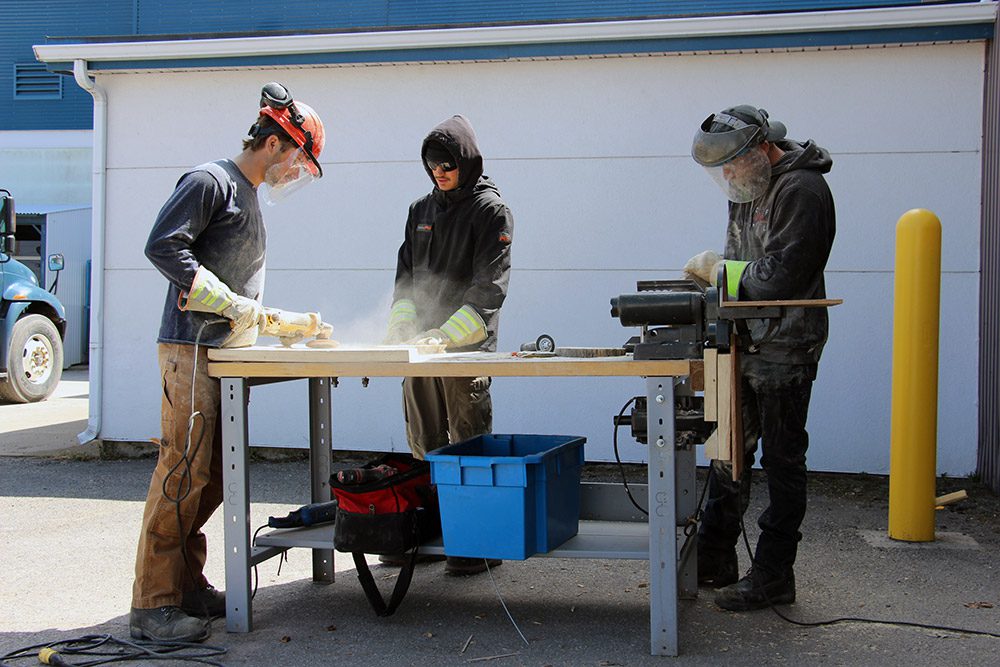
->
[207, 345, 698, 380]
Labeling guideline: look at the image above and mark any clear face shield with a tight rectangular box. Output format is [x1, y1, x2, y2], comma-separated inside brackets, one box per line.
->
[259, 146, 320, 206]
[703, 144, 772, 204]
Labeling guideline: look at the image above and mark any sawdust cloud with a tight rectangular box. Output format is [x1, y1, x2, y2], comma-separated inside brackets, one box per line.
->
[329, 292, 394, 346]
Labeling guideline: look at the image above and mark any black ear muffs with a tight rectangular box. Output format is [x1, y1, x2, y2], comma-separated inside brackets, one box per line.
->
[260, 82, 293, 109]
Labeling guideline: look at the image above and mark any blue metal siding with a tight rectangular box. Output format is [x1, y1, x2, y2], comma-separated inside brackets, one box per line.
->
[129, 1, 975, 34]
[0, 0, 133, 130]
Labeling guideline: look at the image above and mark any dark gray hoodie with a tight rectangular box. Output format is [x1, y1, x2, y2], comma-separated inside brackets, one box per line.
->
[725, 139, 836, 371]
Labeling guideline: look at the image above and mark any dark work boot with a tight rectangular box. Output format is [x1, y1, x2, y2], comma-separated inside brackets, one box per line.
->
[697, 546, 739, 588]
[129, 606, 211, 642]
[445, 557, 502, 576]
[181, 586, 226, 618]
[714, 567, 795, 611]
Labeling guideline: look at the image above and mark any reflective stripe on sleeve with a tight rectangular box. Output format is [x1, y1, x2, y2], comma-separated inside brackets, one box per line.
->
[388, 299, 417, 327]
[440, 305, 486, 346]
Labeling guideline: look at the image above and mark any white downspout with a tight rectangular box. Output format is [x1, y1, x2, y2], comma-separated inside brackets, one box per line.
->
[73, 59, 105, 445]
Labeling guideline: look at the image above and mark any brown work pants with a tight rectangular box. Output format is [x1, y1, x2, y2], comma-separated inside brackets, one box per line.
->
[402, 376, 492, 458]
[132, 343, 223, 609]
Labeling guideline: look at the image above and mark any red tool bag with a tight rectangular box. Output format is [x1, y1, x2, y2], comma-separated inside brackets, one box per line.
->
[329, 453, 440, 616]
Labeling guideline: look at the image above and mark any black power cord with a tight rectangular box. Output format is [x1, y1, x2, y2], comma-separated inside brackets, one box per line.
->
[732, 491, 1000, 640]
[249, 522, 289, 601]
[158, 320, 228, 621]
[1, 634, 226, 666]
[613, 397, 648, 516]
[616, 394, 1000, 642]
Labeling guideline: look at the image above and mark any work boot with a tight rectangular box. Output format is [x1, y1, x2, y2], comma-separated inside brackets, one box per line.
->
[378, 552, 447, 567]
[445, 556, 502, 576]
[181, 585, 226, 618]
[697, 546, 738, 588]
[714, 567, 795, 611]
[129, 606, 211, 642]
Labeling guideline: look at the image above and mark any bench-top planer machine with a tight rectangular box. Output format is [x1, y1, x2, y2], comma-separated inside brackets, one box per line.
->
[610, 270, 840, 472]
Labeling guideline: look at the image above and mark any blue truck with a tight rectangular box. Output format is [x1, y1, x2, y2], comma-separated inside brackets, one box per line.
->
[0, 189, 66, 402]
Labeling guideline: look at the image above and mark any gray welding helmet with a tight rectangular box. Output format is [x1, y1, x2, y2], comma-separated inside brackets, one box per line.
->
[692, 105, 786, 203]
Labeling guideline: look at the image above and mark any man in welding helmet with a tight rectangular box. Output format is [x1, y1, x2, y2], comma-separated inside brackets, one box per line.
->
[683, 105, 836, 611]
[384, 115, 514, 576]
[133, 83, 325, 642]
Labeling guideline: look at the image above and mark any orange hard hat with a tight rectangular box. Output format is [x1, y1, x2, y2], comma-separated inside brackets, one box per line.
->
[256, 83, 325, 177]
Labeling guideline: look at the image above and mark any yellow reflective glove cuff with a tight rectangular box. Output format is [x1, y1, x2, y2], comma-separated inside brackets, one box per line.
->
[183, 266, 235, 315]
[723, 260, 750, 300]
[388, 299, 417, 328]
[439, 305, 487, 347]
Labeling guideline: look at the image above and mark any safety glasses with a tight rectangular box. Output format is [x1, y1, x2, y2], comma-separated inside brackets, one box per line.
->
[425, 158, 458, 173]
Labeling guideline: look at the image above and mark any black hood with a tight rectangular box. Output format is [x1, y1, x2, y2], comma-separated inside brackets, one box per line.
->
[772, 139, 833, 177]
[422, 115, 484, 197]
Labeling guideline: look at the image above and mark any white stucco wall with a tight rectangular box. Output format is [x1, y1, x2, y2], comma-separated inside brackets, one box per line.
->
[95, 41, 983, 475]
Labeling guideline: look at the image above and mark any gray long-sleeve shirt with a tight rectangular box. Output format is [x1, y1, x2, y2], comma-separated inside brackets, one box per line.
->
[145, 159, 266, 348]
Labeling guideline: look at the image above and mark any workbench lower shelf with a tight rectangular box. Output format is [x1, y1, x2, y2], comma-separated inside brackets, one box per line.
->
[254, 520, 651, 561]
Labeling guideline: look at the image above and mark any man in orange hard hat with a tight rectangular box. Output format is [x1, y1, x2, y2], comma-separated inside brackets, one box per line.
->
[131, 83, 325, 642]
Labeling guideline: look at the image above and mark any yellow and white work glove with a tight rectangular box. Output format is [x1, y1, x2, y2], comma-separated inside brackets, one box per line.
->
[383, 299, 419, 344]
[407, 304, 486, 349]
[682, 250, 724, 288]
[181, 266, 263, 336]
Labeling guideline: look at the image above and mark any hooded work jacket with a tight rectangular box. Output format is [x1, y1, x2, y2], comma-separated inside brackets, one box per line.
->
[392, 115, 513, 352]
[725, 139, 835, 370]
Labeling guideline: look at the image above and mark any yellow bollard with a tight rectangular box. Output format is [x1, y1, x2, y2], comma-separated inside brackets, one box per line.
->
[888, 209, 941, 542]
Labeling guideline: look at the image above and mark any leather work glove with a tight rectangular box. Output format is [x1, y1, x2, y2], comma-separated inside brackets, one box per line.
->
[225, 295, 266, 336]
[383, 299, 419, 344]
[406, 328, 448, 347]
[382, 320, 419, 345]
[682, 250, 724, 288]
[182, 266, 264, 336]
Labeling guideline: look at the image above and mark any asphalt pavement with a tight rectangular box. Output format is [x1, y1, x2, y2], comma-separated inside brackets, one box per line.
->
[1, 372, 999, 666]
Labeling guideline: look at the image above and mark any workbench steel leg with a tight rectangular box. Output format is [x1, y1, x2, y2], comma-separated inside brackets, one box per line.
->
[676, 444, 697, 599]
[308, 378, 335, 583]
[646, 377, 678, 657]
[221, 378, 253, 633]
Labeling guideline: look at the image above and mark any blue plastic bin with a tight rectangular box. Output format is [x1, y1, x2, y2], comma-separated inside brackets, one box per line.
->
[425, 434, 586, 560]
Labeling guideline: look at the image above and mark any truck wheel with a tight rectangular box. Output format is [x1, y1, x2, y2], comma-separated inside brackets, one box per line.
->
[0, 314, 64, 403]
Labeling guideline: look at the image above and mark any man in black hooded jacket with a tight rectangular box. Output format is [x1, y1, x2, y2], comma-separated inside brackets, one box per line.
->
[384, 115, 514, 576]
[683, 105, 836, 611]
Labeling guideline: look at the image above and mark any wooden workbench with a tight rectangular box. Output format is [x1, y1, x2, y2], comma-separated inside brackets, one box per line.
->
[208, 344, 699, 657]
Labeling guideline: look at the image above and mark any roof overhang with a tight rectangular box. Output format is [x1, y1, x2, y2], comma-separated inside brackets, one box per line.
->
[33, 3, 998, 69]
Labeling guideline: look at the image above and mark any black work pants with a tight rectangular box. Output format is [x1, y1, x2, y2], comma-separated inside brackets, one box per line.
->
[698, 374, 813, 576]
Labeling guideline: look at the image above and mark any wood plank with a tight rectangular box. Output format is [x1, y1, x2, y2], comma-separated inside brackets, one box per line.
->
[703, 349, 718, 422]
[209, 344, 412, 363]
[934, 490, 968, 507]
[730, 341, 744, 481]
[688, 359, 705, 392]
[715, 352, 732, 463]
[207, 355, 692, 379]
[719, 298, 842, 308]
[704, 429, 720, 460]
